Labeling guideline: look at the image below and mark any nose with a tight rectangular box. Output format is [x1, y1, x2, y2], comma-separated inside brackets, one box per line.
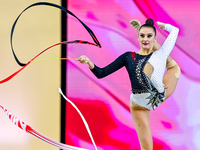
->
[143, 37, 148, 41]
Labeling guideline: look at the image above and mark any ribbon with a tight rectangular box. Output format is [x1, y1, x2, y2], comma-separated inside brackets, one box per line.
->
[0, 87, 97, 150]
[1, 2, 101, 84]
[0, 2, 100, 149]
[59, 87, 98, 150]
[11, 2, 101, 67]
[0, 105, 88, 150]
[0, 40, 95, 84]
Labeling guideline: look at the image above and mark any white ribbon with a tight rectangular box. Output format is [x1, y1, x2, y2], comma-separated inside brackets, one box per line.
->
[59, 87, 98, 150]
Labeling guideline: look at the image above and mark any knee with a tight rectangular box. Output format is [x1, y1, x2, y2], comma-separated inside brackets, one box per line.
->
[167, 64, 181, 79]
[170, 64, 181, 78]
[139, 134, 153, 150]
[166, 60, 181, 79]
[175, 64, 181, 78]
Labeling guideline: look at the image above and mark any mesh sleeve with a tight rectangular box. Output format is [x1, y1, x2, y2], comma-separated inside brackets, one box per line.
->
[158, 24, 179, 59]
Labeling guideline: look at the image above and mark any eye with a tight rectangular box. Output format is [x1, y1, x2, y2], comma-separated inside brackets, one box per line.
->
[140, 34, 144, 38]
[147, 34, 153, 38]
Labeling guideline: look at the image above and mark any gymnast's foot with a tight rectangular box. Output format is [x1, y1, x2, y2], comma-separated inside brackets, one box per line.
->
[130, 20, 141, 32]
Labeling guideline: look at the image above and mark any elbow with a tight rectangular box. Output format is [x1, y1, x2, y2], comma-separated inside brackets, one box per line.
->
[96, 75, 103, 79]
[93, 71, 105, 79]
[93, 73, 103, 79]
[176, 27, 179, 34]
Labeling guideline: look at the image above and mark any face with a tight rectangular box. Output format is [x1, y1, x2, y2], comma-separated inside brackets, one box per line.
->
[138, 27, 157, 50]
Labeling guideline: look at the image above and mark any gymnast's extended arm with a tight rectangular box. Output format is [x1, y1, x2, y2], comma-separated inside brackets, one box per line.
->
[78, 52, 128, 79]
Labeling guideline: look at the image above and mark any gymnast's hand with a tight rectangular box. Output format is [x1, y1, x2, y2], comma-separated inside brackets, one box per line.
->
[78, 55, 95, 69]
[78, 55, 89, 64]
[156, 21, 166, 31]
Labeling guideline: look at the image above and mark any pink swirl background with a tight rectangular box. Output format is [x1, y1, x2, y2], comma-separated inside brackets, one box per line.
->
[66, 0, 200, 149]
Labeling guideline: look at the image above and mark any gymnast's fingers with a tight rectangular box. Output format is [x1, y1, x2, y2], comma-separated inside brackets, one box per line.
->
[78, 55, 89, 64]
[156, 21, 166, 30]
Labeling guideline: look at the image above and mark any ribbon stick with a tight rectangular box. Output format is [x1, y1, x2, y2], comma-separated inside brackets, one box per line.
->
[0, 104, 90, 150]
[59, 87, 98, 150]
[33, 58, 78, 62]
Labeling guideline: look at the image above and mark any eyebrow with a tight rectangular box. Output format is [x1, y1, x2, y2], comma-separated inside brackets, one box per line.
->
[139, 33, 153, 36]
[140, 33, 153, 35]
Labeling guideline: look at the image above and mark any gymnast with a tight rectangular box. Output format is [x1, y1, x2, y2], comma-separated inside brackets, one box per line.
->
[130, 19, 181, 101]
[78, 19, 179, 150]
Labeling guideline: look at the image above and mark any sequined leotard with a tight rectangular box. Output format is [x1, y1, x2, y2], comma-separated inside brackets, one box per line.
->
[91, 24, 179, 110]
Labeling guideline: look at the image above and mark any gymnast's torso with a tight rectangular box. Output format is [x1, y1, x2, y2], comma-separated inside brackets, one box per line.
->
[91, 24, 179, 110]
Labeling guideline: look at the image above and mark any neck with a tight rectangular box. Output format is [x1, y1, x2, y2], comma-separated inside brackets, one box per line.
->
[138, 48, 153, 55]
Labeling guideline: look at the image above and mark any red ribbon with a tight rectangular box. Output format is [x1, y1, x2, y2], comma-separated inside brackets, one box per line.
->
[0, 40, 98, 84]
[0, 104, 89, 150]
[1, 2, 101, 84]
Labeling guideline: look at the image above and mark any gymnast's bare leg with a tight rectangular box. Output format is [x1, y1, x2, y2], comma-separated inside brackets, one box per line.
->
[130, 102, 153, 150]
[130, 20, 181, 100]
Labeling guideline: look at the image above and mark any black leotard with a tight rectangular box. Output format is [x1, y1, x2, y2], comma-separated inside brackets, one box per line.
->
[91, 52, 152, 93]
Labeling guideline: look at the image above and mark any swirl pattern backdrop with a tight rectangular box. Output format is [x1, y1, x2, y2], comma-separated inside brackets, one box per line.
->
[65, 0, 200, 150]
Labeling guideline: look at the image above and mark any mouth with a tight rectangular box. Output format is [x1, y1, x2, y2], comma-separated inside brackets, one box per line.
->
[143, 43, 148, 46]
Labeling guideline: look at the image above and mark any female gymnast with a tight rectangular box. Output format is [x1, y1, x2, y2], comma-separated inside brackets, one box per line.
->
[130, 19, 181, 101]
[78, 19, 179, 150]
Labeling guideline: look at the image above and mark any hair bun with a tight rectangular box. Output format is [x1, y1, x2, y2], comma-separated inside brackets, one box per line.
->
[145, 19, 154, 26]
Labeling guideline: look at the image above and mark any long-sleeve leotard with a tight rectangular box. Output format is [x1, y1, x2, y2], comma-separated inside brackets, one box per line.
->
[91, 24, 179, 94]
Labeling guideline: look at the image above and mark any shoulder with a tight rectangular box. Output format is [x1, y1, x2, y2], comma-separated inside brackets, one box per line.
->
[121, 51, 133, 56]
[118, 51, 134, 59]
[116, 51, 135, 62]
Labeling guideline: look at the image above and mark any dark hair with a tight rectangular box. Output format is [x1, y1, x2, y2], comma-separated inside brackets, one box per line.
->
[139, 19, 156, 36]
